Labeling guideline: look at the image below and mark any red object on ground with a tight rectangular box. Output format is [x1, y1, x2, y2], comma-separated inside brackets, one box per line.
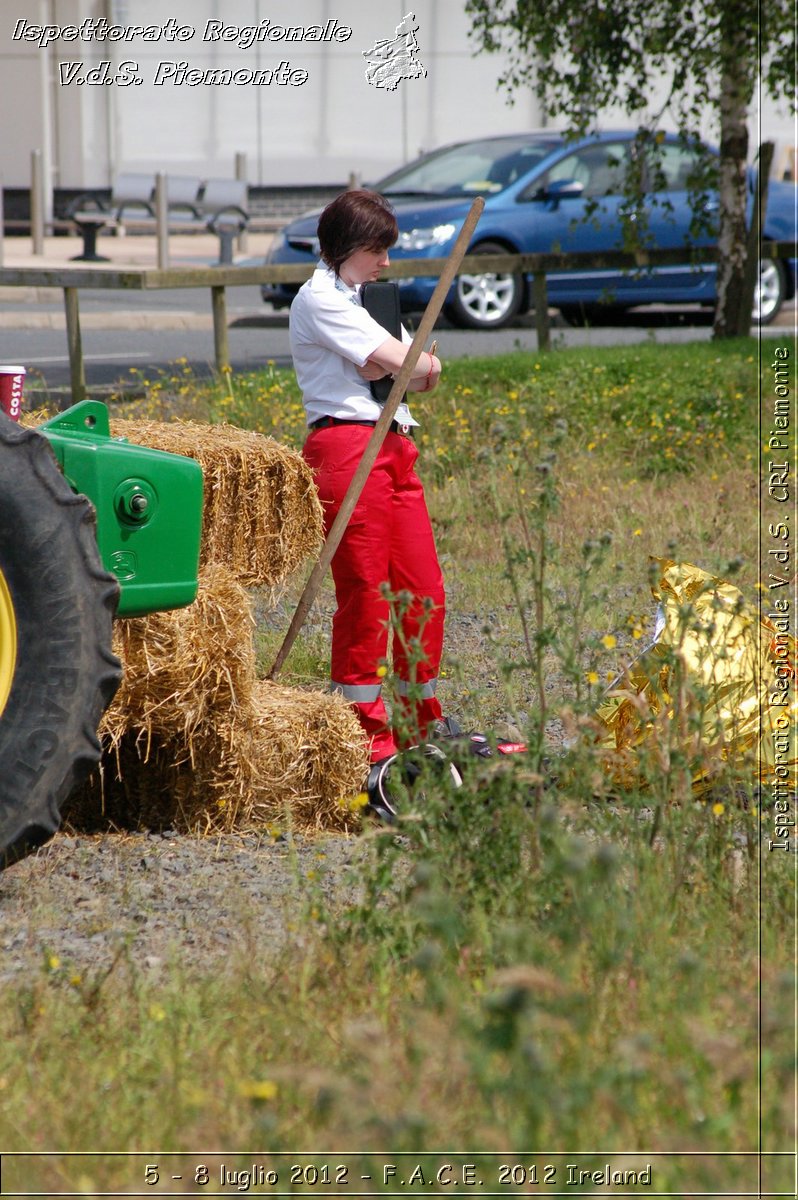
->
[0, 366, 25, 422]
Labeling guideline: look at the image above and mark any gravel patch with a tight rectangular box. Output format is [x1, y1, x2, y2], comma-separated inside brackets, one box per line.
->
[0, 830, 367, 983]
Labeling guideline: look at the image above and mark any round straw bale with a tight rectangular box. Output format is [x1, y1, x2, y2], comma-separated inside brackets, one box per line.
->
[109, 418, 323, 587]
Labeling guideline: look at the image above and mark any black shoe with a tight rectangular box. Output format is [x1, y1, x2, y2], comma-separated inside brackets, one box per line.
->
[364, 755, 401, 824]
[430, 717, 494, 762]
[429, 716, 463, 740]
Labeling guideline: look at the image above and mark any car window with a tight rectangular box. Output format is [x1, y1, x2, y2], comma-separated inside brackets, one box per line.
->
[643, 143, 710, 192]
[377, 137, 559, 197]
[522, 142, 630, 199]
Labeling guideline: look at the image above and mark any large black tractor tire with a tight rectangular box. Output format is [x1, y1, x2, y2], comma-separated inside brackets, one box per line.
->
[0, 414, 121, 868]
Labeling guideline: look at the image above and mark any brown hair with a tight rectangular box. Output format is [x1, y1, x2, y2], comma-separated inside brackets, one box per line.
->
[317, 189, 398, 274]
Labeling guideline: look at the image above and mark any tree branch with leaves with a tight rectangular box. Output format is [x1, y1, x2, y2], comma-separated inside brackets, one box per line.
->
[465, 0, 795, 337]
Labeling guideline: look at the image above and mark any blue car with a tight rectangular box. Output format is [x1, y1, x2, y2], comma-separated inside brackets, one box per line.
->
[262, 130, 796, 329]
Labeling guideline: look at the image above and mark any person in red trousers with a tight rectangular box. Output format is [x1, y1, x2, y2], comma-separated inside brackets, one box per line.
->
[289, 189, 452, 784]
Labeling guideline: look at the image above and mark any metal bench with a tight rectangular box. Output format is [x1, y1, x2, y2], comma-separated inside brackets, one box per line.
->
[197, 179, 250, 263]
[66, 173, 250, 263]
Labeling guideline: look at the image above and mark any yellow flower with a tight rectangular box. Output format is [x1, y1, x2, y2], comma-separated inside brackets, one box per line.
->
[712, 802, 725, 816]
[376, 664, 388, 678]
[601, 634, 616, 650]
[586, 671, 600, 685]
[237, 1080, 278, 1101]
[47, 955, 61, 971]
[633, 528, 643, 537]
[148, 1003, 166, 1022]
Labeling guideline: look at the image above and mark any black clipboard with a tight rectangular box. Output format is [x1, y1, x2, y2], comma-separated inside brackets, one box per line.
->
[359, 281, 405, 405]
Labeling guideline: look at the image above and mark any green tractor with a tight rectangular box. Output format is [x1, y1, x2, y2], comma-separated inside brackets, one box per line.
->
[0, 401, 203, 868]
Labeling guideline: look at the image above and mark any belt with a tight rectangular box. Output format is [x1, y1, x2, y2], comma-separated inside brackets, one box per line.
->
[310, 416, 414, 438]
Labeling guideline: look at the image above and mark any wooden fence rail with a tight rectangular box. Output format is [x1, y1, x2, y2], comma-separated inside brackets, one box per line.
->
[0, 240, 794, 405]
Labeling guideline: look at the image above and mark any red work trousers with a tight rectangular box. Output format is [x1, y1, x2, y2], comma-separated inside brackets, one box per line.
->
[303, 424, 445, 762]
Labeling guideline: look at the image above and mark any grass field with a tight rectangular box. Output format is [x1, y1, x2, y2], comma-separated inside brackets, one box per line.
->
[1, 337, 793, 1197]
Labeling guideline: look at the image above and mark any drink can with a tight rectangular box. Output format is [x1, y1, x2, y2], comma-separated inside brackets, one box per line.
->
[0, 366, 26, 422]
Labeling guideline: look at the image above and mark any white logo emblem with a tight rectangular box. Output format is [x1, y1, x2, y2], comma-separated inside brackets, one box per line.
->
[363, 12, 427, 91]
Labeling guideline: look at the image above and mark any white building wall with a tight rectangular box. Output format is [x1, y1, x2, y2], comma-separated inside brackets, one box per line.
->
[0, 0, 793, 191]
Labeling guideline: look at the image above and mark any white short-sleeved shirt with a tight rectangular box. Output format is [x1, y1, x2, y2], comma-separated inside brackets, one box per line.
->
[289, 262, 417, 428]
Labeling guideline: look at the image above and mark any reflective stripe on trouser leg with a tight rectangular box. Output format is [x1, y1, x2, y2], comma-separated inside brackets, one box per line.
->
[395, 678, 438, 699]
[330, 681, 383, 703]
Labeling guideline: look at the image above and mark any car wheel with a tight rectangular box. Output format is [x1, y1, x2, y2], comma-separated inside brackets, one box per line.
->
[445, 241, 524, 329]
[753, 258, 786, 325]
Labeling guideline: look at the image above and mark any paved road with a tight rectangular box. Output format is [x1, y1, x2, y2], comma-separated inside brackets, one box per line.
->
[0, 283, 793, 397]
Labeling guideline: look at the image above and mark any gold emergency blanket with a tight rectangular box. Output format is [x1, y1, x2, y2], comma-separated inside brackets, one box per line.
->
[595, 559, 796, 793]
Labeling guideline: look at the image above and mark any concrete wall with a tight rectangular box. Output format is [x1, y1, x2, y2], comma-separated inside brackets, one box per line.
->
[0, 0, 544, 190]
[0, 0, 794, 194]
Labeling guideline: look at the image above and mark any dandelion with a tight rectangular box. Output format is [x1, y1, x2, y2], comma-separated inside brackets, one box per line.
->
[601, 634, 616, 650]
[586, 670, 600, 685]
[237, 1080, 278, 1101]
[47, 955, 61, 972]
[712, 802, 725, 816]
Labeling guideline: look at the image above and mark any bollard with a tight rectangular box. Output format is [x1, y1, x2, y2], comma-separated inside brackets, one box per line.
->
[155, 172, 169, 270]
[235, 151, 249, 255]
[30, 150, 45, 256]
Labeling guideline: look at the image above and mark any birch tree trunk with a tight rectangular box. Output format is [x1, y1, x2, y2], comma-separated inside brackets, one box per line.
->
[713, 7, 755, 338]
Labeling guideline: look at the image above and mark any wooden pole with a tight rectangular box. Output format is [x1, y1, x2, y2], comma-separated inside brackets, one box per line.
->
[532, 272, 551, 351]
[63, 287, 86, 405]
[268, 196, 485, 679]
[211, 285, 229, 372]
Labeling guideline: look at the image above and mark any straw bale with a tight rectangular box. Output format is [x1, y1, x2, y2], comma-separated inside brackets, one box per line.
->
[67, 684, 369, 836]
[109, 418, 323, 586]
[68, 560, 370, 835]
[238, 680, 370, 832]
[100, 563, 257, 750]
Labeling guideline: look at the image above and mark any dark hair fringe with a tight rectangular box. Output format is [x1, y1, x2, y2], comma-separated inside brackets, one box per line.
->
[317, 189, 399, 273]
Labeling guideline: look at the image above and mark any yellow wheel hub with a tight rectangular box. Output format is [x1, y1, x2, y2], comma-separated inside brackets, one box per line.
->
[0, 567, 17, 720]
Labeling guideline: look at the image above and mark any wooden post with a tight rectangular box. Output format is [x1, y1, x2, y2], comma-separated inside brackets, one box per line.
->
[211, 285, 229, 372]
[30, 150, 45, 256]
[235, 152, 249, 255]
[63, 287, 86, 405]
[268, 197, 485, 679]
[154, 172, 169, 270]
[532, 272, 551, 351]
